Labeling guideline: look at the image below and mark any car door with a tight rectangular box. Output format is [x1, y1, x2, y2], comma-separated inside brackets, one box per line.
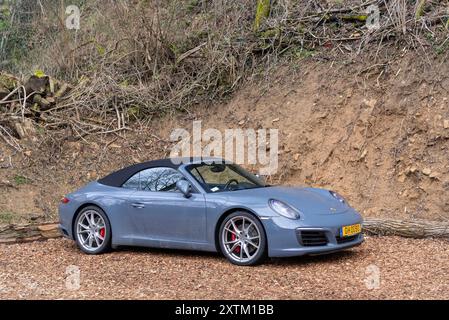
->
[125, 167, 207, 243]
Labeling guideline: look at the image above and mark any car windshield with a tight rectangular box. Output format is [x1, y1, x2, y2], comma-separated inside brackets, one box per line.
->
[186, 163, 267, 193]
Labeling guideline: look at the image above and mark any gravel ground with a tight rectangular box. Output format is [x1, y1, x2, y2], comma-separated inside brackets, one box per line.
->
[1, 236, 449, 299]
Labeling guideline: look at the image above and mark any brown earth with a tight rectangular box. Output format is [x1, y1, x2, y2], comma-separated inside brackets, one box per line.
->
[1, 51, 449, 224]
[1, 236, 449, 299]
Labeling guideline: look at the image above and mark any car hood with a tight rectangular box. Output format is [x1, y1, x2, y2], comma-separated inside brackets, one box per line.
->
[228, 186, 349, 215]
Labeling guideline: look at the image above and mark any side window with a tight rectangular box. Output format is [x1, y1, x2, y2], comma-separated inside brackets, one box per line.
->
[123, 167, 185, 192]
[189, 167, 204, 183]
[122, 172, 140, 190]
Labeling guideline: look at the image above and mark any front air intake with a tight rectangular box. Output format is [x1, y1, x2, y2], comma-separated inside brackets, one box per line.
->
[297, 230, 328, 246]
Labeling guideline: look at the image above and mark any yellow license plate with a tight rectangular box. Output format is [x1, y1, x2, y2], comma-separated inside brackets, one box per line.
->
[341, 223, 361, 237]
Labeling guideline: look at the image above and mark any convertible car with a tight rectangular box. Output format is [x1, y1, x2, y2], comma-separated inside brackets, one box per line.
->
[59, 157, 363, 265]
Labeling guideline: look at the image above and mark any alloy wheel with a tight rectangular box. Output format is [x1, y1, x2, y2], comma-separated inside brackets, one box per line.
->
[76, 210, 107, 252]
[221, 216, 261, 263]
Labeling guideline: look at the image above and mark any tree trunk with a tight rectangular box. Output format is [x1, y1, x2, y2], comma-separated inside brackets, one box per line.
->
[363, 218, 449, 238]
[1, 218, 448, 244]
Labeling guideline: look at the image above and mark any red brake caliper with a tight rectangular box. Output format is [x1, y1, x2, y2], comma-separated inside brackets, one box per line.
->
[99, 228, 105, 238]
[231, 232, 240, 254]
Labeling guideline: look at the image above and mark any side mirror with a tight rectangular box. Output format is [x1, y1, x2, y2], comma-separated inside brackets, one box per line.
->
[255, 174, 266, 184]
[176, 179, 192, 198]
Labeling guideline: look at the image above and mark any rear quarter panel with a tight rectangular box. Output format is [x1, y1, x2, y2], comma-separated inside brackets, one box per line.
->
[58, 182, 134, 243]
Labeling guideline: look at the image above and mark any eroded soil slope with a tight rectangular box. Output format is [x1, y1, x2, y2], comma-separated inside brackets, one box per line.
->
[0, 52, 448, 223]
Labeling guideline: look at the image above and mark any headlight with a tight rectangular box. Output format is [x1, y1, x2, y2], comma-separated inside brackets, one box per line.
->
[269, 199, 300, 219]
[329, 191, 346, 204]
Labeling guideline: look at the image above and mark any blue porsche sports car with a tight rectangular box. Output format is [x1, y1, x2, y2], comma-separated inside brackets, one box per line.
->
[59, 157, 363, 265]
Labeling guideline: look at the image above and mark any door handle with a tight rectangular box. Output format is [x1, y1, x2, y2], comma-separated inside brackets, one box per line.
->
[132, 203, 145, 209]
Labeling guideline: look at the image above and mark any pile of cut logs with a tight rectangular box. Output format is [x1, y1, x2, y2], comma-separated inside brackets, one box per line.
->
[0, 223, 60, 244]
[0, 71, 71, 115]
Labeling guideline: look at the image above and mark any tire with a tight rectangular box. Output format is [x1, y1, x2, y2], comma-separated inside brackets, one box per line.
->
[219, 211, 267, 266]
[74, 205, 111, 254]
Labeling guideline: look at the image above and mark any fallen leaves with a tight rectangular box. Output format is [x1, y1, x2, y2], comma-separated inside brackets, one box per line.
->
[1, 237, 449, 299]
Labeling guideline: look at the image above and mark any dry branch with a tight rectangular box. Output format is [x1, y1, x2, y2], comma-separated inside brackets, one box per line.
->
[176, 42, 207, 64]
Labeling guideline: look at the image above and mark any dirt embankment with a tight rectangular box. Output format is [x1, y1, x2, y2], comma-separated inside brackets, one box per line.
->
[1, 51, 449, 224]
[220, 52, 449, 222]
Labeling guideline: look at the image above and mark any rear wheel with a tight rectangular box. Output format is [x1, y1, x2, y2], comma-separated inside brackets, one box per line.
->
[219, 211, 267, 266]
[74, 206, 111, 254]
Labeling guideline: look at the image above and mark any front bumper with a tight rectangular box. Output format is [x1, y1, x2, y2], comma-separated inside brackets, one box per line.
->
[261, 211, 364, 257]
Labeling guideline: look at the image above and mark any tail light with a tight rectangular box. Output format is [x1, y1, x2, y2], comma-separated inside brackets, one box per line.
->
[61, 197, 70, 204]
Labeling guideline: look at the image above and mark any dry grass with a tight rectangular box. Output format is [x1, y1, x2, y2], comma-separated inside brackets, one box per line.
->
[0, 0, 448, 136]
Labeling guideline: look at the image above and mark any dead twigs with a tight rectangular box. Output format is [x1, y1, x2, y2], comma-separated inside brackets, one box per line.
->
[0, 0, 448, 145]
[0, 124, 22, 152]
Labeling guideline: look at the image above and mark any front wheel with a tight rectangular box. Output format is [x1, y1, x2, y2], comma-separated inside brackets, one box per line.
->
[219, 212, 267, 266]
[74, 206, 111, 254]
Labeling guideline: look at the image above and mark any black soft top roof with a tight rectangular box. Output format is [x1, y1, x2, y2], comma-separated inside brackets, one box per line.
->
[97, 158, 181, 187]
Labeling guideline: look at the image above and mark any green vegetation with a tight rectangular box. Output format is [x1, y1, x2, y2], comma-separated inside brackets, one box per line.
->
[254, 0, 271, 32]
[0, 211, 15, 224]
[187, 0, 200, 12]
[415, 0, 427, 20]
[341, 14, 368, 22]
[425, 31, 449, 55]
[0, 2, 37, 70]
[292, 48, 316, 59]
[435, 40, 449, 55]
[14, 175, 29, 185]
